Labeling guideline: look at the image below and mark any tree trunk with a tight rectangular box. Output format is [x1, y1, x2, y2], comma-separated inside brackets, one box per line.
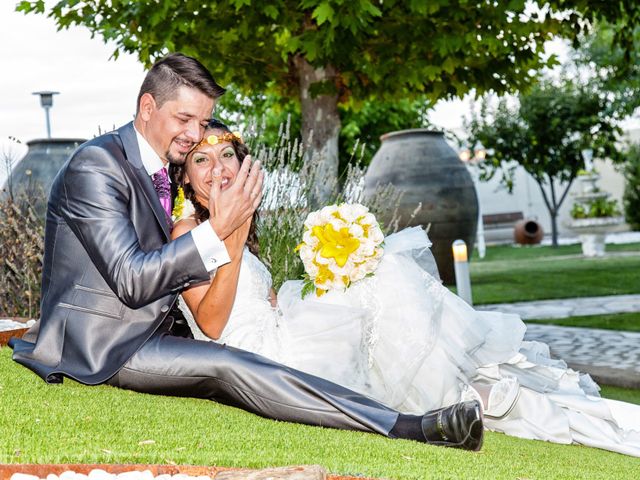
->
[550, 210, 559, 247]
[534, 173, 575, 248]
[534, 177, 560, 247]
[293, 55, 341, 205]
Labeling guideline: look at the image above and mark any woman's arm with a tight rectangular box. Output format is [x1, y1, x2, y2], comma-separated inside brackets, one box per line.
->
[172, 218, 250, 340]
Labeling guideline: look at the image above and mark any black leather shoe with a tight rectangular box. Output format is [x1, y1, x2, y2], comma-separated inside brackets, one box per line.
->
[421, 400, 484, 451]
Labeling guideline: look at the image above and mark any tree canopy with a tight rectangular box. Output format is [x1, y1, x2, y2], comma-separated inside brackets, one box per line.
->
[577, 21, 640, 119]
[19, 0, 640, 199]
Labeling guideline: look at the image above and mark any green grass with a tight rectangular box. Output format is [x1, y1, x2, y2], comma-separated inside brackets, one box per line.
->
[1, 348, 640, 479]
[472, 242, 640, 262]
[528, 312, 640, 332]
[600, 384, 640, 404]
[466, 244, 640, 305]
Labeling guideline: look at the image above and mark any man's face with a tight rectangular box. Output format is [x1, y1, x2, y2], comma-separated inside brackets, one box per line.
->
[140, 86, 214, 165]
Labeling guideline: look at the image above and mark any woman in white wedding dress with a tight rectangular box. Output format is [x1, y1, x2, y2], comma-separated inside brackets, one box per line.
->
[170, 119, 640, 457]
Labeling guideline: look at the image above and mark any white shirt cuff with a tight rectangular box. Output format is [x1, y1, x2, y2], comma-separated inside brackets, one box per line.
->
[190, 221, 231, 272]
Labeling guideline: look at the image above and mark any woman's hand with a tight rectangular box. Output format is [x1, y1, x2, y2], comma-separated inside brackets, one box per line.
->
[224, 217, 251, 261]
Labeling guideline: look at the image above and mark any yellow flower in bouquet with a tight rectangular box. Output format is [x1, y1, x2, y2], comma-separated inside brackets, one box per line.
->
[296, 203, 384, 297]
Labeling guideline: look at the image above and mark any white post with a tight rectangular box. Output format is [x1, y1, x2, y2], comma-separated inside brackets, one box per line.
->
[452, 239, 473, 305]
[476, 208, 486, 259]
[471, 163, 486, 259]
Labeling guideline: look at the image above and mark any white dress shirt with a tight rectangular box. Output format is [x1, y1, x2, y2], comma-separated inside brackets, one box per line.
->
[134, 127, 230, 272]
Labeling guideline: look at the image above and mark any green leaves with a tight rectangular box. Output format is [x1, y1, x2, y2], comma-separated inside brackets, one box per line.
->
[15, 0, 640, 108]
[312, 2, 334, 25]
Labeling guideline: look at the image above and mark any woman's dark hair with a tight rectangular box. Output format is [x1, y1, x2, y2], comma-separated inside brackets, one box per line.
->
[137, 53, 226, 113]
[170, 119, 260, 257]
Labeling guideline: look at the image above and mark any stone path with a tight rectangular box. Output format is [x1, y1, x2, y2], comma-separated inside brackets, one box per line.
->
[479, 294, 640, 388]
[477, 294, 640, 320]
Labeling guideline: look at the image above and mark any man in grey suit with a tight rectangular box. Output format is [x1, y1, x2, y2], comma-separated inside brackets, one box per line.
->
[10, 53, 483, 451]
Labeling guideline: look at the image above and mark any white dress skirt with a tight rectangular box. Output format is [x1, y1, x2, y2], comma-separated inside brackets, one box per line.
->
[180, 227, 640, 457]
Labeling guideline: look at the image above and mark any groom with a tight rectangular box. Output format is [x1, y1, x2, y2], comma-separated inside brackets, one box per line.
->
[10, 53, 483, 450]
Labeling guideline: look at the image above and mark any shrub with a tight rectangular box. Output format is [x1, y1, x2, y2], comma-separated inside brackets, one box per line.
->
[623, 144, 640, 230]
[570, 197, 621, 219]
[0, 190, 45, 318]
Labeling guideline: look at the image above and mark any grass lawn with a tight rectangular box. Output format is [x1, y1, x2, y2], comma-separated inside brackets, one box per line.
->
[1, 349, 639, 480]
[472, 242, 640, 262]
[528, 312, 640, 332]
[465, 243, 640, 305]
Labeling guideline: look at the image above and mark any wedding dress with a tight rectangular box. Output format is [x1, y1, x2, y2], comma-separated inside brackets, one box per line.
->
[179, 227, 640, 456]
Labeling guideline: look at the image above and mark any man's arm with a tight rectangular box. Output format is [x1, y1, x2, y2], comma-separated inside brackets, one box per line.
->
[59, 144, 209, 308]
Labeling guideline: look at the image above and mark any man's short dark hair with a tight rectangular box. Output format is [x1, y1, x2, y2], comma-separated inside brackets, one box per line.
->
[136, 53, 226, 112]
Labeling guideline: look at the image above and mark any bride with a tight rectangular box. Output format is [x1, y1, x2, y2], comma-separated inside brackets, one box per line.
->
[170, 119, 640, 457]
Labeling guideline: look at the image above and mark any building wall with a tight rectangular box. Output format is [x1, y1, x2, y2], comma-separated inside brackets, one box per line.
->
[472, 156, 630, 244]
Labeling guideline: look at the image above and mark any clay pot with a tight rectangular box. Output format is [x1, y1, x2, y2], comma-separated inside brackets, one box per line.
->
[364, 129, 478, 284]
[513, 219, 544, 245]
[2, 138, 85, 211]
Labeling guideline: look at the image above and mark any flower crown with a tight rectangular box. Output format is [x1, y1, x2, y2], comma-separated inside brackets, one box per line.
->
[192, 131, 243, 151]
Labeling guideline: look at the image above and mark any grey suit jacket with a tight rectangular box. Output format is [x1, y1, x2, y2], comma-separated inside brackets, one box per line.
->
[11, 122, 210, 384]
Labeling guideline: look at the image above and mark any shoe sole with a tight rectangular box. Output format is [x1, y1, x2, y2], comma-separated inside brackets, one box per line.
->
[485, 380, 521, 419]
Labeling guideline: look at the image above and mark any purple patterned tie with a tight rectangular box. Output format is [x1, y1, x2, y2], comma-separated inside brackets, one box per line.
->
[151, 167, 172, 228]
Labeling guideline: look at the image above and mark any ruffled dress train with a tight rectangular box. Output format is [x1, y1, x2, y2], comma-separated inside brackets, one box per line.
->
[181, 227, 640, 456]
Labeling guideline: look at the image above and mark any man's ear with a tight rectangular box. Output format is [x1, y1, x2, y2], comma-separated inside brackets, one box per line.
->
[138, 93, 157, 122]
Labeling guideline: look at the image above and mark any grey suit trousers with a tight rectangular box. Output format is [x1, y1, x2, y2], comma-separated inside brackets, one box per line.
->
[106, 319, 399, 435]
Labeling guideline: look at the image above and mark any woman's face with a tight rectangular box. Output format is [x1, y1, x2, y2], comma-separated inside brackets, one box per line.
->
[184, 128, 241, 207]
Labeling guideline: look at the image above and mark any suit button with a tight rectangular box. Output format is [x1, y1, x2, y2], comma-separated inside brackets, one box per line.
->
[160, 305, 170, 313]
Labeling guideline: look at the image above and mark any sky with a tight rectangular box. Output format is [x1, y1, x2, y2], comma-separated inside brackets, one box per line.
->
[0, 1, 146, 145]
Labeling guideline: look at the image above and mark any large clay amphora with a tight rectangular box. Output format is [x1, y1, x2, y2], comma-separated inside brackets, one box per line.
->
[364, 129, 478, 284]
[2, 138, 85, 212]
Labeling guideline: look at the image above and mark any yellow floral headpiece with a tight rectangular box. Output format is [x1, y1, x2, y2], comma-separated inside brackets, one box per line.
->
[193, 131, 243, 151]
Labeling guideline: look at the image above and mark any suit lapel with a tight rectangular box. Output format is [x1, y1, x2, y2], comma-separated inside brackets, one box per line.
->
[117, 122, 171, 240]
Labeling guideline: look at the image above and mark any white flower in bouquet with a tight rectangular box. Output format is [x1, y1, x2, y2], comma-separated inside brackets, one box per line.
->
[295, 203, 385, 297]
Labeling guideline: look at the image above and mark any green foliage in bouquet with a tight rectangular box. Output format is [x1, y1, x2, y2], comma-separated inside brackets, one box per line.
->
[623, 144, 640, 230]
[0, 191, 45, 318]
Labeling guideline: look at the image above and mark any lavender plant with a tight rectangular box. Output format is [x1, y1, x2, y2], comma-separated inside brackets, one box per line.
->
[247, 118, 405, 290]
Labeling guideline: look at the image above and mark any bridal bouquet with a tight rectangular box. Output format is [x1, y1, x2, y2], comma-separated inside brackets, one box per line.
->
[296, 203, 384, 297]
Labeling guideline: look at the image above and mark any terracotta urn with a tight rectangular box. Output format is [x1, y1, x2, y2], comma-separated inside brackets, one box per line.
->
[364, 129, 478, 284]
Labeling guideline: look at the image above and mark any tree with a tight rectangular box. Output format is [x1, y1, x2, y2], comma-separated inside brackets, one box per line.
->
[577, 22, 640, 119]
[623, 144, 640, 231]
[468, 80, 622, 247]
[19, 0, 640, 200]
[217, 91, 431, 173]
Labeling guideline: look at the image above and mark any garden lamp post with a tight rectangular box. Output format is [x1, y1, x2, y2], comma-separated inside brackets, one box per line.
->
[32, 91, 59, 139]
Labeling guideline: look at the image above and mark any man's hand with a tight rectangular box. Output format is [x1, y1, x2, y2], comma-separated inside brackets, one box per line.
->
[208, 155, 263, 239]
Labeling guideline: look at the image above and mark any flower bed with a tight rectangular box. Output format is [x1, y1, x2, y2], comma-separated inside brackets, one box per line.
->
[0, 318, 33, 347]
[0, 464, 373, 480]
